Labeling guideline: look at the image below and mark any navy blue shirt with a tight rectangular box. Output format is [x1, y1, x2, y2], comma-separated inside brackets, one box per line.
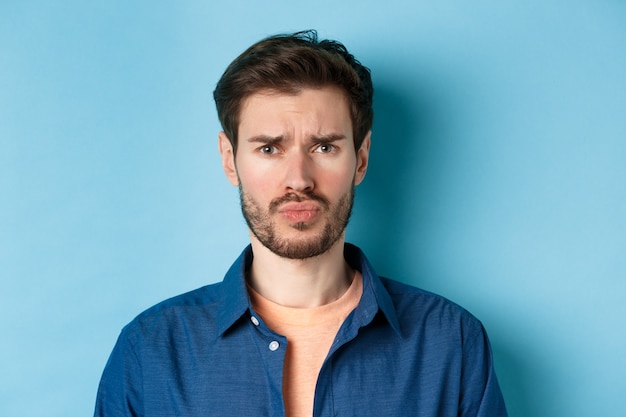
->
[95, 244, 507, 416]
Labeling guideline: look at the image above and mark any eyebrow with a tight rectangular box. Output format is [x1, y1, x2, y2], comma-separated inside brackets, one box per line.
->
[246, 135, 285, 145]
[310, 133, 347, 143]
[245, 133, 347, 144]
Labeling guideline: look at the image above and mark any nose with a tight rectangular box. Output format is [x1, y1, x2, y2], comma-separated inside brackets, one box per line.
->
[283, 150, 314, 192]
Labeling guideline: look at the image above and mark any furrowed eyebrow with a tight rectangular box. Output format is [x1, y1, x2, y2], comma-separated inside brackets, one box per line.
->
[245, 134, 346, 144]
[246, 135, 285, 144]
[310, 134, 347, 143]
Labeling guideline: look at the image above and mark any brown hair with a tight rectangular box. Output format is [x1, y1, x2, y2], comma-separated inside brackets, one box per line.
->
[213, 30, 373, 152]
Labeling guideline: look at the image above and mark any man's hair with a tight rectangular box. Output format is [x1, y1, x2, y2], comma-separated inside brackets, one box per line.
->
[213, 30, 373, 153]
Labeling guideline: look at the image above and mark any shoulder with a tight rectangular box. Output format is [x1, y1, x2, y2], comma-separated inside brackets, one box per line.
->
[349, 243, 481, 331]
[141, 281, 224, 315]
[121, 282, 224, 342]
[380, 276, 467, 311]
[379, 277, 485, 341]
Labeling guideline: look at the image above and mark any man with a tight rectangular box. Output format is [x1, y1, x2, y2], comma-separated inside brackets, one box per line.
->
[95, 30, 507, 417]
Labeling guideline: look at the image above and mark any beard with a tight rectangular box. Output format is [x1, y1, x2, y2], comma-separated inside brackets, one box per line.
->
[239, 185, 355, 260]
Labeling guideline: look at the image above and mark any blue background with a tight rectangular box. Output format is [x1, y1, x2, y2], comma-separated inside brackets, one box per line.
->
[1, 1, 625, 416]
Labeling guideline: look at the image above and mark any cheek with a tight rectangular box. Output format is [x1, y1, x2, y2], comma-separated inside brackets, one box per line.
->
[315, 154, 357, 179]
[319, 166, 357, 194]
[237, 166, 274, 200]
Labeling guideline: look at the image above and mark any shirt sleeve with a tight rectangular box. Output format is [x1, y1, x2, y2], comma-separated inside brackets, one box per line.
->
[459, 321, 508, 417]
[94, 327, 144, 417]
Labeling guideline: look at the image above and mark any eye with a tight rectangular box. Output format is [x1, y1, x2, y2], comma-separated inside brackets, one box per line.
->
[259, 145, 278, 155]
[315, 143, 336, 154]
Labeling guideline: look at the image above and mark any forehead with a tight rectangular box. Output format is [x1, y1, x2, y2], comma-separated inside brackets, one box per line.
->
[238, 87, 352, 137]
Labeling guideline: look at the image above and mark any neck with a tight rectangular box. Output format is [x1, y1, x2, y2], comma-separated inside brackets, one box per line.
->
[247, 235, 353, 308]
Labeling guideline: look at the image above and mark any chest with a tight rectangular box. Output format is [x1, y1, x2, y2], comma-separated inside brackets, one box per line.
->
[139, 322, 463, 417]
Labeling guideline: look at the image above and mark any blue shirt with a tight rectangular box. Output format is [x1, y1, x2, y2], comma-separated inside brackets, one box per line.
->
[95, 244, 507, 416]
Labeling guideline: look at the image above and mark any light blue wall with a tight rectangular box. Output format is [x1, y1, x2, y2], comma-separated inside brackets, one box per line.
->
[1, 1, 624, 416]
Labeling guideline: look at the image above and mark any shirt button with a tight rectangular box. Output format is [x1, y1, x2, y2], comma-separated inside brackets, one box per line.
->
[268, 341, 280, 351]
[250, 316, 260, 326]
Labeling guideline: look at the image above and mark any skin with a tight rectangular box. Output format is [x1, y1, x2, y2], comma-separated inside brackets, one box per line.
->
[218, 86, 370, 308]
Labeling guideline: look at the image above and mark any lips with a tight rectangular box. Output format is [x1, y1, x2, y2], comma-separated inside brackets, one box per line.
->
[277, 202, 321, 223]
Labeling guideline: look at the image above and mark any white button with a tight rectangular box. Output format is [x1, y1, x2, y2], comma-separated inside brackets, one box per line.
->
[250, 316, 260, 326]
[269, 341, 280, 351]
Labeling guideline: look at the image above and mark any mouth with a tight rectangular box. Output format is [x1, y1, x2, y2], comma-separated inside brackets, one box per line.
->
[277, 202, 321, 223]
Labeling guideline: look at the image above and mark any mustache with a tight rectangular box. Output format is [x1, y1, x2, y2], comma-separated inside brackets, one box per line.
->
[269, 191, 330, 213]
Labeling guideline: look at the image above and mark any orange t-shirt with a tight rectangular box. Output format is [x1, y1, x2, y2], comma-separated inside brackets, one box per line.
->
[248, 272, 363, 417]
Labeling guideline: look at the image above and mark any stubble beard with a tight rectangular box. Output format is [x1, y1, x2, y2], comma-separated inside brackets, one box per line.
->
[239, 186, 355, 260]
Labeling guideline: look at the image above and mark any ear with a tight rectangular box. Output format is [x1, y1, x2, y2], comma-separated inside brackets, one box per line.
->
[218, 132, 239, 186]
[354, 131, 371, 186]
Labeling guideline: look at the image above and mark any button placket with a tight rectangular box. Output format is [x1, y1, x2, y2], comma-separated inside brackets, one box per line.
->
[268, 341, 280, 351]
[248, 311, 285, 353]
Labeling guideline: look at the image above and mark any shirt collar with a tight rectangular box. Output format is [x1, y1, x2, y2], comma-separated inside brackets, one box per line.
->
[216, 245, 253, 336]
[344, 243, 403, 338]
[216, 243, 403, 338]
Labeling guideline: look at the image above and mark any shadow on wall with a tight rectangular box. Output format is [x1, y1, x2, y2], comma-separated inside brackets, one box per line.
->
[349, 80, 435, 278]
[349, 81, 543, 417]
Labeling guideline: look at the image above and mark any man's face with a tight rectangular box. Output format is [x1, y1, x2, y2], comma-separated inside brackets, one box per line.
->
[219, 87, 370, 259]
